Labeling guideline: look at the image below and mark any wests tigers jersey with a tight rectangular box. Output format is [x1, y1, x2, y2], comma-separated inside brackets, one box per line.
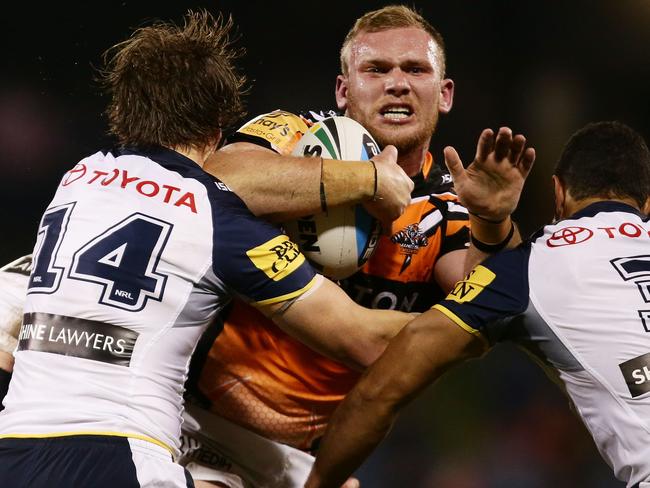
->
[188, 110, 470, 451]
[0, 146, 316, 455]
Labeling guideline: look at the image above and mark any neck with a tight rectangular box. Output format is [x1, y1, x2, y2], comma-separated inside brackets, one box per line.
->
[566, 196, 641, 217]
[397, 144, 430, 177]
[172, 145, 212, 168]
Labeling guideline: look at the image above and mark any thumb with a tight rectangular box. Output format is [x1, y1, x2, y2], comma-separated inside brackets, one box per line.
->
[443, 146, 464, 184]
[375, 144, 398, 165]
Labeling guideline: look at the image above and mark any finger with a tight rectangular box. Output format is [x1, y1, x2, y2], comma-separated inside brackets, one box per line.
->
[341, 477, 361, 488]
[475, 128, 494, 162]
[509, 134, 526, 166]
[494, 127, 513, 161]
[519, 147, 536, 177]
[443, 146, 465, 184]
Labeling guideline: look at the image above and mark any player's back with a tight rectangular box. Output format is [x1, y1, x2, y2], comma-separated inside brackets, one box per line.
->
[526, 202, 650, 483]
[0, 147, 229, 453]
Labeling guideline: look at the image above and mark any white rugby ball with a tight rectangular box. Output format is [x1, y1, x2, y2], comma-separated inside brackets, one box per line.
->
[283, 116, 382, 280]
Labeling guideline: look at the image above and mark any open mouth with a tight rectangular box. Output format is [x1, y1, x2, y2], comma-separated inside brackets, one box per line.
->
[380, 106, 413, 120]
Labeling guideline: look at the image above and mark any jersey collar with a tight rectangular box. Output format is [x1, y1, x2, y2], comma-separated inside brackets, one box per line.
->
[570, 201, 646, 220]
[113, 146, 207, 177]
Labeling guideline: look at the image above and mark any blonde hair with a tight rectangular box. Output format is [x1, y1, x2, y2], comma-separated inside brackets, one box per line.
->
[340, 5, 446, 77]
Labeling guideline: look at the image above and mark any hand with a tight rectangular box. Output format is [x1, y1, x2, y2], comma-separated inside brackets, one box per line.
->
[362, 145, 413, 231]
[443, 127, 535, 222]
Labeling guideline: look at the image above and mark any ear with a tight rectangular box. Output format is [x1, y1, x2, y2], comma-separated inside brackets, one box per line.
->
[335, 75, 349, 112]
[552, 175, 566, 220]
[438, 78, 454, 114]
[643, 197, 650, 216]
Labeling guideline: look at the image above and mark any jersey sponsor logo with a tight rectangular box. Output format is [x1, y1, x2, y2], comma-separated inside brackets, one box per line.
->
[619, 352, 650, 398]
[178, 434, 234, 471]
[62, 163, 87, 186]
[214, 180, 231, 192]
[447, 265, 496, 303]
[391, 223, 429, 255]
[597, 222, 650, 239]
[17, 312, 138, 366]
[60, 166, 198, 213]
[546, 226, 593, 247]
[548, 223, 650, 248]
[237, 111, 307, 151]
[246, 235, 306, 281]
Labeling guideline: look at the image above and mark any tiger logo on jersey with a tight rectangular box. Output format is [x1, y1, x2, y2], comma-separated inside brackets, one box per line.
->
[391, 224, 429, 255]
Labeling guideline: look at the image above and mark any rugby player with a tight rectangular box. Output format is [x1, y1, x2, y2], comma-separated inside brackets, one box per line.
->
[0, 10, 417, 487]
[306, 121, 650, 488]
[178, 6, 534, 488]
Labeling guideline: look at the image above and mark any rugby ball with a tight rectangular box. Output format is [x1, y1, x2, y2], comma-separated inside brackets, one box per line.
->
[283, 116, 382, 280]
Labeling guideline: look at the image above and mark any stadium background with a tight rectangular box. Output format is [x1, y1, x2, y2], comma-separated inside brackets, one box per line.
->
[2, 1, 649, 486]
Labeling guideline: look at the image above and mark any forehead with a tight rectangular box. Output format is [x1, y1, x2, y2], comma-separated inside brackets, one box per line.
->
[348, 27, 440, 69]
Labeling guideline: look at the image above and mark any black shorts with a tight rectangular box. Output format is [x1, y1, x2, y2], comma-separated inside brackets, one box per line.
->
[0, 435, 194, 487]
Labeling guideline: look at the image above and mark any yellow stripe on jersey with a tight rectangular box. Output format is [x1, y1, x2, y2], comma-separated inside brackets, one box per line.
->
[446, 265, 496, 304]
[246, 235, 306, 282]
[432, 304, 488, 347]
[0, 431, 173, 454]
[236, 110, 309, 154]
[253, 274, 319, 306]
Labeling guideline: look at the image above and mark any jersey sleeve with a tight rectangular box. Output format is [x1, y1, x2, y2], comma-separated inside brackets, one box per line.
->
[433, 244, 531, 345]
[225, 110, 310, 156]
[210, 188, 317, 307]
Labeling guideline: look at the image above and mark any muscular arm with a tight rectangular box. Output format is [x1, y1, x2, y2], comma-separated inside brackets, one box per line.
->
[305, 309, 486, 488]
[205, 142, 412, 223]
[256, 276, 414, 371]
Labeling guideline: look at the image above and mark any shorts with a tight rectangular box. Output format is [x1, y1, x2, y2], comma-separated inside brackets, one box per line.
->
[179, 404, 314, 488]
[0, 435, 194, 487]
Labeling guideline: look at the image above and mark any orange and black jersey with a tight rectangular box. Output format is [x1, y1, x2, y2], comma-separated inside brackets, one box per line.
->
[341, 152, 469, 312]
[185, 110, 470, 451]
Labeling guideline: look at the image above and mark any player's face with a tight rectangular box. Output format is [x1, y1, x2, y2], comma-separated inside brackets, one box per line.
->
[336, 27, 454, 155]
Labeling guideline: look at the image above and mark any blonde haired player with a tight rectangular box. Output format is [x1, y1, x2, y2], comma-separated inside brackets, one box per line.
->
[178, 5, 534, 488]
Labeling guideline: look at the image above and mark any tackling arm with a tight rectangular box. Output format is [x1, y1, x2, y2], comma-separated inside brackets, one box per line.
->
[205, 142, 413, 224]
[305, 309, 486, 488]
[256, 275, 414, 371]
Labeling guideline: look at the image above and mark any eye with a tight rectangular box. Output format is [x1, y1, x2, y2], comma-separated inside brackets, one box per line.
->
[364, 64, 388, 74]
[407, 67, 424, 74]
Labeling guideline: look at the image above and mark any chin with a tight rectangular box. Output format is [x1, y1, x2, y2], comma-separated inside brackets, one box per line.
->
[373, 128, 428, 154]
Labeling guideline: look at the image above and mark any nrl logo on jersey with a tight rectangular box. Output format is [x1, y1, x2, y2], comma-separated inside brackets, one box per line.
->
[391, 224, 429, 255]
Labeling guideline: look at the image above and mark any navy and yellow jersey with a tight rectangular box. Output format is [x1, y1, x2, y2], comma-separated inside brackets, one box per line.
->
[436, 201, 650, 486]
[0, 146, 315, 455]
[188, 110, 469, 451]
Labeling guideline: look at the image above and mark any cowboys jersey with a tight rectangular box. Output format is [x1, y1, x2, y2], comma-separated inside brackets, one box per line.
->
[436, 202, 650, 487]
[0, 146, 316, 455]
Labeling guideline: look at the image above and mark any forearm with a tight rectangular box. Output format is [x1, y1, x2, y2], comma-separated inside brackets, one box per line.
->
[306, 386, 395, 488]
[307, 312, 486, 488]
[205, 147, 375, 221]
[264, 277, 411, 370]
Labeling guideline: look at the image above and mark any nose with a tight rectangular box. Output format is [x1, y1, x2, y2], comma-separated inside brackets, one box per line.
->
[384, 68, 410, 96]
